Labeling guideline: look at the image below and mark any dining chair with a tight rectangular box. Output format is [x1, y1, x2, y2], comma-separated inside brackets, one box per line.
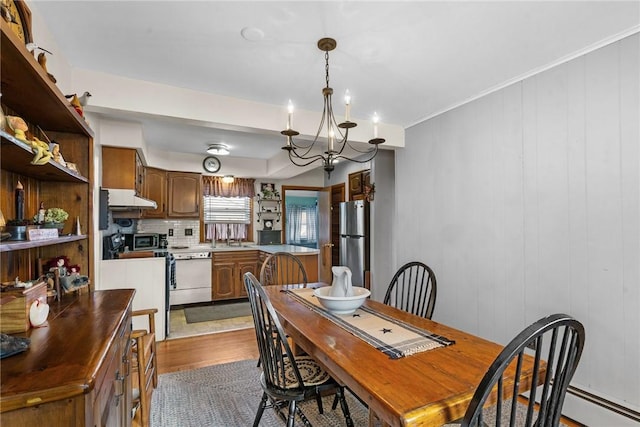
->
[260, 252, 308, 287]
[383, 261, 437, 319]
[243, 272, 354, 427]
[459, 313, 585, 427]
[131, 308, 159, 427]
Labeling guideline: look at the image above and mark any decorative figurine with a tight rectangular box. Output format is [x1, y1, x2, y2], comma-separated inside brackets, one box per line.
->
[49, 142, 66, 167]
[6, 115, 28, 141]
[37, 52, 57, 83]
[14, 180, 24, 221]
[29, 137, 52, 165]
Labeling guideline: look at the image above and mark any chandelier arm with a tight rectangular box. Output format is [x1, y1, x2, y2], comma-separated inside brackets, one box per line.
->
[345, 140, 379, 154]
[287, 150, 327, 167]
[334, 145, 379, 163]
[289, 138, 317, 157]
[289, 142, 321, 160]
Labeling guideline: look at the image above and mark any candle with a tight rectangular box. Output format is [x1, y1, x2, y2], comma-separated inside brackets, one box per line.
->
[344, 89, 351, 122]
[287, 99, 294, 130]
[329, 128, 335, 152]
[15, 180, 24, 221]
[372, 112, 380, 139]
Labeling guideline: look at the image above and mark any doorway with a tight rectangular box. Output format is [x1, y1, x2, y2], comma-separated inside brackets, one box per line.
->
[282, 188, 320, 248]
[282, 184, 344, 282]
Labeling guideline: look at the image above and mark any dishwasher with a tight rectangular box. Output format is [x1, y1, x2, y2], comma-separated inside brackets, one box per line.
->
[171, 251, 212, 306]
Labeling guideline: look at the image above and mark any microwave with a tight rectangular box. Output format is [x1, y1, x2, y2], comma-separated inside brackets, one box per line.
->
[124, 233, 160, 251]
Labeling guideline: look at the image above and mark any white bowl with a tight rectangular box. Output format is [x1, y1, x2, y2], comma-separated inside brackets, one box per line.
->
[313, 286, 371, 315]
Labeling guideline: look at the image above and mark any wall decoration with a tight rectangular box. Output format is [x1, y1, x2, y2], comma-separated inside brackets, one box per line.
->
[260, 182, 279, 199]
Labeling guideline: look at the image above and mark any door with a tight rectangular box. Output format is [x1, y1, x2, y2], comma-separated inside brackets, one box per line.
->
[330, 184, 345, 267]
[317, 187, 332, 284]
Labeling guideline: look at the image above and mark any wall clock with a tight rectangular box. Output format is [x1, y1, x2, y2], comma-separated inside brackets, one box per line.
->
[263, 219, 274, 230]
[202, 156, 221, 173]
[1, 0, 32, 44]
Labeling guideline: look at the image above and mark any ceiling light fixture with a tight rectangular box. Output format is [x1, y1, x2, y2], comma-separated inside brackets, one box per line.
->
[207, 143, 230, 156]
[222, 175, 235, 184]
[281, 37, 384, 177]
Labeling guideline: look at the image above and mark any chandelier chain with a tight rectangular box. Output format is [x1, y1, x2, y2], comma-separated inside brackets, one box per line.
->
[325, 50, 330, 88]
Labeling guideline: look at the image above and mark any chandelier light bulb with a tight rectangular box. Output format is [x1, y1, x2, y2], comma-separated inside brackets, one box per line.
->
[372, 112, 380, 138]
[344, 89, 351, 122]
[287, 99, 294, 130]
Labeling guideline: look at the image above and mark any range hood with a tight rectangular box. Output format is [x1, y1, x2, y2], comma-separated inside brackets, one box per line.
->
[106, 189, 157, 210]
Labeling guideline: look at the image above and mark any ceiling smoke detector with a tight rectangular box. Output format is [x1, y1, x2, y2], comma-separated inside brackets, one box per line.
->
[206, 143, 230, 156]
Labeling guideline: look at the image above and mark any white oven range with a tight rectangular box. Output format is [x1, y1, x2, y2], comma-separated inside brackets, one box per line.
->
[171, 251, 212, 306]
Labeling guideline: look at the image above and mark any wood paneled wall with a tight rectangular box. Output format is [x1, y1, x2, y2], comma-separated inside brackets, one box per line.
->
[395, 34, 639, 425]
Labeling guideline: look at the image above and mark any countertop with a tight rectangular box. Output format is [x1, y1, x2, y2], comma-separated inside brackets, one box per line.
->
[168, 244, 319, 255]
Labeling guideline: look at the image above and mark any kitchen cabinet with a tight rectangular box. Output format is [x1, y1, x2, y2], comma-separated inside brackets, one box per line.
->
[102, 146, 144, 195]
[297, 253, 319, 283]
[142, 167, 167, 218]
[0, 290, 134, 427]
[0, 20, 94, 284]
[348, 169, 370, 201]
[212, 250, 259, 300]
[167, 171, 201, 217]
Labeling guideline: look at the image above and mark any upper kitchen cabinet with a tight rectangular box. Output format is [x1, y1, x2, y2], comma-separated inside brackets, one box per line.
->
[142, 167, 167, 218]
[167, 172, 201, 218]
[349, 169, 370, 201]
[102, 146, 143, 194]
[1, 20, 94, 283]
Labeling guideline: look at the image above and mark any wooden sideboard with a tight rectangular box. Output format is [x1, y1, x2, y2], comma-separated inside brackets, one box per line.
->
[0, 290, 135, 427]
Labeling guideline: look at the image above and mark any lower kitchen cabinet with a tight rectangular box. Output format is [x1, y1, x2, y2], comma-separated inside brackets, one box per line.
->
[297, 253, 319, 283]
[0, 290, 134, 427]
[212, 251, 259, 300]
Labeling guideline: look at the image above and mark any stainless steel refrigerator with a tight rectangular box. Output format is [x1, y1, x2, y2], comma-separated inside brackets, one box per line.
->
[339, 200, 369, 287]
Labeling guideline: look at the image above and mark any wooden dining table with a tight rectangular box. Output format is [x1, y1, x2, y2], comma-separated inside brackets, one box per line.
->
[264, 284, 540, 427]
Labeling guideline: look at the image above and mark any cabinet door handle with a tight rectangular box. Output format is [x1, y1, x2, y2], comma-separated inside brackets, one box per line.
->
[114, 371, 125, 398]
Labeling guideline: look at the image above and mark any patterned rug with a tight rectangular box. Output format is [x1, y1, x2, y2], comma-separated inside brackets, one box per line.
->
[150, 359, 369, 426]
[151, 359, 570, 426]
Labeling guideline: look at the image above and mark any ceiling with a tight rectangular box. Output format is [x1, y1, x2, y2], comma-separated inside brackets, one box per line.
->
[32, 1, 639, 174]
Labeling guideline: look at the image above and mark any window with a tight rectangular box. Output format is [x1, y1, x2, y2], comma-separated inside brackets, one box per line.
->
[203, 196, 251, 241]
[286, 204, 317, 247]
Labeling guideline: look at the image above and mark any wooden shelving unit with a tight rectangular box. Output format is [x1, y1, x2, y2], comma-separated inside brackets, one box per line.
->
[1, 20, 94, 284]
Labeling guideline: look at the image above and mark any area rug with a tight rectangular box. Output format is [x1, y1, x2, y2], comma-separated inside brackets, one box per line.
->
[150, 359, 369, 427]
[184, 301, 252, 323]
[151, 359, 569, 426]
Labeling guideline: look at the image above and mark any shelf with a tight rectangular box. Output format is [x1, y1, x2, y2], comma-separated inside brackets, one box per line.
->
[256, 197, 281, 223]
[0, 234, 88, 253]
[1, 21, 93, 137]
[1, 131, 89, 183]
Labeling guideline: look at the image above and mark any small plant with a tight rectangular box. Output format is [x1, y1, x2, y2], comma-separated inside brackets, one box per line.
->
[43, 208, 68, 224]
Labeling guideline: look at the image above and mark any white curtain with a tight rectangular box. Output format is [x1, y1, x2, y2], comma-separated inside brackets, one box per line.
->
[206, 223, 247, 241]
[286, 205, 317, 245]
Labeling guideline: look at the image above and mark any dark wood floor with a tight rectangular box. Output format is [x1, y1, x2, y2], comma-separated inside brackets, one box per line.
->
[156, 330, 583, 426]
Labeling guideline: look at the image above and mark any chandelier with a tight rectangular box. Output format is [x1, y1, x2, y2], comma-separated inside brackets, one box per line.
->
[281, 37, 385, 177]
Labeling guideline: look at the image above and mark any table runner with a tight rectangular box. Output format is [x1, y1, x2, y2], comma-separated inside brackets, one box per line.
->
[286, 288, 454, 359]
